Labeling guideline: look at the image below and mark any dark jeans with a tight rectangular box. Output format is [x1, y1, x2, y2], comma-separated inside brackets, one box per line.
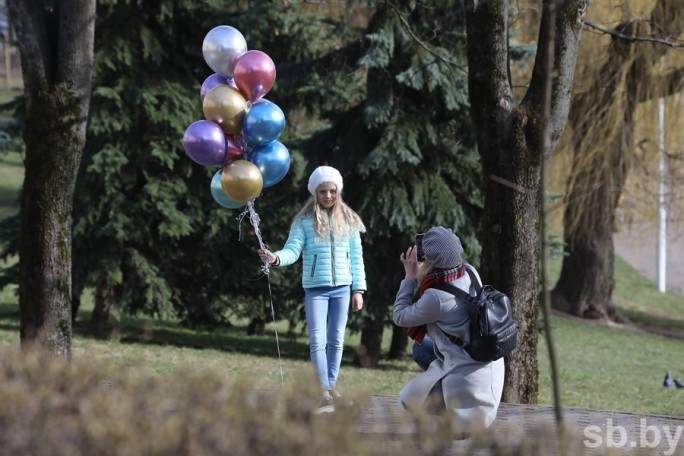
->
[412, 336, 437, 371]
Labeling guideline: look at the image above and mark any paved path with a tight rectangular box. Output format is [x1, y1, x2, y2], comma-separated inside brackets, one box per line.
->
[360, 395, 684, 455]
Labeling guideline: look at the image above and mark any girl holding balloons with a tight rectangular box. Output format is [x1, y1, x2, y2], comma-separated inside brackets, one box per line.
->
[258, 166, 367, 413]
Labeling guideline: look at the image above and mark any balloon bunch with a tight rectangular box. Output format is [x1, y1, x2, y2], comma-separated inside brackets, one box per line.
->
[183, 25, 291, 210]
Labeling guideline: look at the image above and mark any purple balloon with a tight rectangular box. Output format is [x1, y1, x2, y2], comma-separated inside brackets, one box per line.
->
[233, 50, 276, 102]
[200, 73, 229, 102]
[248, 141, 290, 188]
[183, 120, 227, 166]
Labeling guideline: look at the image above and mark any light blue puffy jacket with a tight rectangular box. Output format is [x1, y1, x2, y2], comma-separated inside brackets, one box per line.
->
[274, 214, 366, 292]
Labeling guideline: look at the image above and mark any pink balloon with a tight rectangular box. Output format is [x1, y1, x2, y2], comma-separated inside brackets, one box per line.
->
[233, 50, 276, 102]
[224, 135, 245, 164]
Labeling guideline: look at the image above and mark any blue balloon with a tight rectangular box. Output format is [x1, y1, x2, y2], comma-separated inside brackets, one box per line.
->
[210, 170, 246, 209]
[242, 100, 286, 147]
[248, 141, 291, 188]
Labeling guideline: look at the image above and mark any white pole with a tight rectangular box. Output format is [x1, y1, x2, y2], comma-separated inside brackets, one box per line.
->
[657, 96, 667, 293]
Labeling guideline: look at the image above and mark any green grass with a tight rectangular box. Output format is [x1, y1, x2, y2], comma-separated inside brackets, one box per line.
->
[0, 150, 23, 218]
[0, 297, 418, 396]
[537, 315, 684, 416]
[0, 82, 23, 218]
[2, 264, 684, 418]
[2, 142, 684, 418]
[536, 254, 684, 417]
[0, 85, 22, 123]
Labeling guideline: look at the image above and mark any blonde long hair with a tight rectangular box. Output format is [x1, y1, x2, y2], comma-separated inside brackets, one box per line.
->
[293, 194, 366, 239]
[416, 260, 433, 284]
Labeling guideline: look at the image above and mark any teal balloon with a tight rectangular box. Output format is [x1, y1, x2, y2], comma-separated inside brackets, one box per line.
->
[248, 141, 290, 188]
[210, 170, 246, 209]
[242, 99, 286, 147]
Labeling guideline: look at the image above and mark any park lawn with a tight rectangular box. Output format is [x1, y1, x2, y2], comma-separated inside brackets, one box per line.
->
[0, 150, 22, 219]
[2, 141, 684, 417]
[2, 265, 684, 418]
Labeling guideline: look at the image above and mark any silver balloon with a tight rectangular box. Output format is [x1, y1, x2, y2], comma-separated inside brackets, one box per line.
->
[202, 26, 248, 78]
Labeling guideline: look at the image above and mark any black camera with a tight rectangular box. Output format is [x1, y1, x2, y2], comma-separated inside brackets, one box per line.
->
[415, 233, 425, 261]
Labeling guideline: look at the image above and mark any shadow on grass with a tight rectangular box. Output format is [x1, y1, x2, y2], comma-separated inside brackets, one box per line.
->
[0, 302, 410, 370]
[0, 301, 311, 361]
[74, 317, 315, 362]
[618, 307, 684, 341]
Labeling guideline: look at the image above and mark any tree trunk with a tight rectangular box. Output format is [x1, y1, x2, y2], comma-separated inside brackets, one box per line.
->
[8, 0, 96, 357]
[247, 317, 266, 336]
[465, 0, 591, 403]
[552, 0, 684, 320]
[90, 281, 115, 338]
[478, 119, 543, 404]
[355, 316, 384, 367]
[552, 122, 629, 318]
[387, 324, 408, 360]
[552, 217, 618, 319]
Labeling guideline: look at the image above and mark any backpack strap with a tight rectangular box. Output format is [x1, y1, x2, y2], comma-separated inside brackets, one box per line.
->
[432, 282, 470, 301]
[464, 265, 482, 293]
[431, 265, 482, 299]
[431, 282, 471, 348]
[429, 265, 483, 348]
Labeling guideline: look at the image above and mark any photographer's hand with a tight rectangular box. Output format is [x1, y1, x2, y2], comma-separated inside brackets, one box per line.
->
[400, 245, 419, 280]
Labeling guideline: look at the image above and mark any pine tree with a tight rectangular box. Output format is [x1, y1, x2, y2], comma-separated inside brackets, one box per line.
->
[72, 0, 334, 334]
[299, 0, 482, 364]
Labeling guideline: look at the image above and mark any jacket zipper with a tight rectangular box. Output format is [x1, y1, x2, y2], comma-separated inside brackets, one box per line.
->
[311, 254, 318, 277]
[329, 211, 336, 286]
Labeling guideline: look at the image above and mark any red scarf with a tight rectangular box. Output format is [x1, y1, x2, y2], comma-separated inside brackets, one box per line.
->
[407, 264, 466, 344]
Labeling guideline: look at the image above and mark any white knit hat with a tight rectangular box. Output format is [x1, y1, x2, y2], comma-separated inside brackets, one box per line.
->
[307, 166, 344, 195]
[422, 226, 464, 269]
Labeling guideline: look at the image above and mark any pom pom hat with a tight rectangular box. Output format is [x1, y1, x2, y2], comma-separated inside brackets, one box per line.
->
[307, 166, 344, 196]
[422, 226, 464, 269]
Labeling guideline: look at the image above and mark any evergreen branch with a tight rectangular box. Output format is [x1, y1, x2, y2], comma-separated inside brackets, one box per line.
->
[584, 20, 684, 48]
[385, 1, 467, 76]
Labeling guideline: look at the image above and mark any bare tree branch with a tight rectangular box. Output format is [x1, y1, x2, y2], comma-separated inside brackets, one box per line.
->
[584, 20, 684, 48]
[386, 1, 468, 75]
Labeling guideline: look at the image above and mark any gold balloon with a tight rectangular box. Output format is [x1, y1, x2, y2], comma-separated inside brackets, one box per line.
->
[221, 160, 263, 202]
[202, 86, 247, 135]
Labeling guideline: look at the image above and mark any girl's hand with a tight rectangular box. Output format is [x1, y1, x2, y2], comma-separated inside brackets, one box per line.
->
[258, 248, 277, 265]
[351, 292, 364, 312]
[400, 245, 419, 280]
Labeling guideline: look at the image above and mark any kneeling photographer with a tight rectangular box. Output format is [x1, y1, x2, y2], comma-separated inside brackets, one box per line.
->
[392, 226, 505, 433]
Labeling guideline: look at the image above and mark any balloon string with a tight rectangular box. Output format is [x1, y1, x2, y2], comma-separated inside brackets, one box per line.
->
[237, 200, 285, 385]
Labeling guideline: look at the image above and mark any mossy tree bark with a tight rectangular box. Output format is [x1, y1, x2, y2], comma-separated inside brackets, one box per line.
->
[464, 0, 592, 403]
[7, 0, 95, 357]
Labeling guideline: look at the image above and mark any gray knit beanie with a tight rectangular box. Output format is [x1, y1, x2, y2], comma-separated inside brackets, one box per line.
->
[422, 226, 464, 269]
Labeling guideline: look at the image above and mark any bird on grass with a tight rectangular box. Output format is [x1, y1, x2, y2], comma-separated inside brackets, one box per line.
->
[663, 371, 684, 389]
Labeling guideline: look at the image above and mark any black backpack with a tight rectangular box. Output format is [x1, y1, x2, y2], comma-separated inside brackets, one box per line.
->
[434, 268, 518, 362]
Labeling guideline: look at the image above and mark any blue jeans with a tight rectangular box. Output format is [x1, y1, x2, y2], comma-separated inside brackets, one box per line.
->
[412, 336, 437, 371]
[305, 285, 351, 391]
